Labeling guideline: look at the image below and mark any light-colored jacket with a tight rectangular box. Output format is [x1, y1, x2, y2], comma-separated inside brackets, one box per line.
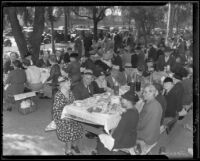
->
[137, 98, 163, 145]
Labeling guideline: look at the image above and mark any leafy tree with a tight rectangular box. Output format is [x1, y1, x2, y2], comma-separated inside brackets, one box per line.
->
[72, 6, 110, 41]
[7, 7, 29, 59]
[29, 7, 45, 64]
[120, 6, 166, 46]
[47, 7, 56, 54]
[6, 7, 45, 63]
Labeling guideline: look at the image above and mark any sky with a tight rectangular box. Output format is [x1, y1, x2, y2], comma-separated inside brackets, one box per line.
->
[105, 7, 122, 16]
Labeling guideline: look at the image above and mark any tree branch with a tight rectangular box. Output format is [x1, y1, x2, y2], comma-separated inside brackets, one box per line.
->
[72, 8, 93, 20]
[97, 7, 109, 21]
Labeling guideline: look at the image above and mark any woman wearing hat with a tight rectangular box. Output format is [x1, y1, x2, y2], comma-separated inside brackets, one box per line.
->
[53, 80, 84, 155]
[97, 90, 139, 155]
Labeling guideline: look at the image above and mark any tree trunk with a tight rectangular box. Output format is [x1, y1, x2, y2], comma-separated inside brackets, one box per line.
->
[50, 20, 56, 54]
[7, 7, 28, 59]
[141, 21, 147, 47]
[64, 7, 68, 42]
[176, 7, 180, 34]
[93, 19, 98, 41]
[30, 7, 45, 64]
[166, 3, 174, 45]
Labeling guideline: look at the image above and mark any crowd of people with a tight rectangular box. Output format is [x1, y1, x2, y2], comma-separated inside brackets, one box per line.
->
[3, 29, 193, 155]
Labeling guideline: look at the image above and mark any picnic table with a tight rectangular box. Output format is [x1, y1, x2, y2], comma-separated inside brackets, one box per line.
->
[61, 85, 144, 134]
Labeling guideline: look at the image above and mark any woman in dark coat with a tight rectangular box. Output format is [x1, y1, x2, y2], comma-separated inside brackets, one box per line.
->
[97, 90, 139, 155]
[4, 60, 26, 111]
[53, 81, 84, 155]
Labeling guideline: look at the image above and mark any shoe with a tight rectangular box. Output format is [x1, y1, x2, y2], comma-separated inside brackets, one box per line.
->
[72, 146, 80, 153]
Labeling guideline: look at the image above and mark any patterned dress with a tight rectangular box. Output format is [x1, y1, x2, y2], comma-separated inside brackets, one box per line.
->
[52, 90, 84, 143]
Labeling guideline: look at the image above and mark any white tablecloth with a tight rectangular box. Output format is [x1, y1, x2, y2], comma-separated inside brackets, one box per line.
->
[61, 104, 121, 134]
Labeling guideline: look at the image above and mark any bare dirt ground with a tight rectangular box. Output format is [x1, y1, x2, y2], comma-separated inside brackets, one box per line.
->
[3, 95, 193, 157]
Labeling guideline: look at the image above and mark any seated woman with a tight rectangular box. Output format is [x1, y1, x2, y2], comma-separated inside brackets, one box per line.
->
[53, 80, 84, 155]
[137, 84, 163, 146]
[22, 59, 43, 91]
[4, 60, 27, 111]
[96, 90, 139, 155]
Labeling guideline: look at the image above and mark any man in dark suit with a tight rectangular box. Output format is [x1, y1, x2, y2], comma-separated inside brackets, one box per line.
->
[148, 44, 158, 63]
[62, 47, 72, 64]
[83, 33, 93, 57]
[71, 70, 94, 100]
[156, 47, 176, 72]
[74, 33, 84, 59]
[63, 53, 82, 86]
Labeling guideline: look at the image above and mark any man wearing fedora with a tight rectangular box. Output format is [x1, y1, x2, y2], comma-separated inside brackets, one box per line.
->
[156, 47, 176, 72]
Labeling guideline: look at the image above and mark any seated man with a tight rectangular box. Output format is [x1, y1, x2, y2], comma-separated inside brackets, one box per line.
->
[71, 70, 94, 100]
[22, 59, 43, 91]
[106, 65, 126, 89]
[163, 75, 184, 118]
[93, 71, 111, 94]
[137, 84, 163, 146]
[153, 82, 167, 125]
[97, 90, 139, 155]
